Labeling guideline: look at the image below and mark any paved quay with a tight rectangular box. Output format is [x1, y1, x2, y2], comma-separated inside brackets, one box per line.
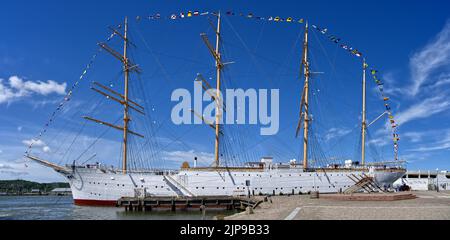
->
[225, 191, 450, 220]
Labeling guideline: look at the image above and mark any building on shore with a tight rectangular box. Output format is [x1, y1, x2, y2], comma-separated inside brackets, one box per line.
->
[394, 170, 450, 191]
[50, 188, 72, 196]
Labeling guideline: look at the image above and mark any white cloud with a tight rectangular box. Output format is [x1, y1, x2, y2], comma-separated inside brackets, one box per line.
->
[22, 139, 51, 153]
[408, 129, 450, 152]
[324, 127, 352, 142]
[42, 146, 51, 153]
[0, 76, 66, 104]
[394, 95, 450, 127]
[367, 136, 391, 147]
[0, 163, 13, 169]
[402, 131, 425, 143]
[409, 20, 450, 96]
[162, 150, 214, 167]
[22, 139, 46, 147]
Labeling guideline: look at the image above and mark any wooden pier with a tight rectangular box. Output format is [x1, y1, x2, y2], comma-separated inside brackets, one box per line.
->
[116, 196, 261, 212]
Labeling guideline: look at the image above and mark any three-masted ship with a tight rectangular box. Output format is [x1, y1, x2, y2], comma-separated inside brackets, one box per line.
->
[26, 13, 405, 206]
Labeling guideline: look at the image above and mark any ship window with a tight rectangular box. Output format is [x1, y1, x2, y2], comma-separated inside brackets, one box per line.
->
[217, 187, 219, 190]
[117, 184, 120, 187]
[196, 187, 199, 189]
[202, 187, 205, 189]
[122, 184, 125, 187]
[223, 187, 225, 190]
[289, 174, 292, 177]
[237, 187, 240, 190]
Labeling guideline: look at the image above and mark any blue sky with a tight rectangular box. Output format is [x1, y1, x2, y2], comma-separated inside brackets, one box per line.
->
[0, 0, 449, 182]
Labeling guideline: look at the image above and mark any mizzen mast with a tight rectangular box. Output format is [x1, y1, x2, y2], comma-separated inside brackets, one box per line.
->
[302, 23, 310, 170]
[122, 17, 131, 174]
[361, 58, 367, 166]
[295, 22, 310, 170]
[213, 12, 222, 167]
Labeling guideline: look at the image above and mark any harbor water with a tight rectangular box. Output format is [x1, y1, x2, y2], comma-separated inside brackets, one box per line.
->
[0, 196, 236, 220]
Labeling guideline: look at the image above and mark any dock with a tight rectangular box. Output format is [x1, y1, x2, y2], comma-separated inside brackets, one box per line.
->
[225, 191, 450, 220]
[117, 196, 261, 212]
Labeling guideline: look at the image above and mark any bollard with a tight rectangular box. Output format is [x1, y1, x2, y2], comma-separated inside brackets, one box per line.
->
[200, 205, 206, 220]
[246, 206, 254, 215]
[310, 191, 320, 199]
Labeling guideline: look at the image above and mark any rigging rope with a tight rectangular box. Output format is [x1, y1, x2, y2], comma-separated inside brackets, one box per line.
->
[25, 29, 119, 156]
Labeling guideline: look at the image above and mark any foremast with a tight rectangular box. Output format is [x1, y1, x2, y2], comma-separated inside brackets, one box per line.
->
[89, 17, 144, 174]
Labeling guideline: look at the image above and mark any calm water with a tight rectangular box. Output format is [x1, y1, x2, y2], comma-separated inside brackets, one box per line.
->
[0, 196, 236, 220]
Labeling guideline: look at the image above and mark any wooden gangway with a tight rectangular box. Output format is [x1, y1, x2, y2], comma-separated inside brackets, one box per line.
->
[344, 173, 385, 195]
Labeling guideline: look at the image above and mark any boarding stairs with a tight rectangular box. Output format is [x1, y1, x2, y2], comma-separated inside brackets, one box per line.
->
[344, 173, 385, 194]
[164, 175, 195, 197]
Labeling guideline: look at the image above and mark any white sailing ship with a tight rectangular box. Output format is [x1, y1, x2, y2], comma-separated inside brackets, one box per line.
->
[26, 13, 405, 206]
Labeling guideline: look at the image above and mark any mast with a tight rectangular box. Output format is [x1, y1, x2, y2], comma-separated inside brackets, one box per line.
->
[122, 17, 130, 174]
[214, 12, 222, 167]
[361, 58, 367, 166]
[302, 22, 310, 170]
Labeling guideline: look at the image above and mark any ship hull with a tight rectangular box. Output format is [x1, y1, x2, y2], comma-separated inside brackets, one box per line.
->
[60, 167, 405, 206]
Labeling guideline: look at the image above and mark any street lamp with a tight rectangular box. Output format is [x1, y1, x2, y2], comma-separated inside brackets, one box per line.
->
[436, 168, 439, 193]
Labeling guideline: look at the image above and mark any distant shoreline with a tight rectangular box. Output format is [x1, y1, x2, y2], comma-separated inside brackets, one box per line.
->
[0, 179, 70, 196]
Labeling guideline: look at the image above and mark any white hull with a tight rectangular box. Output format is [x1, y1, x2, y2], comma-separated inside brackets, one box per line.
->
[60, 166, 405, 205]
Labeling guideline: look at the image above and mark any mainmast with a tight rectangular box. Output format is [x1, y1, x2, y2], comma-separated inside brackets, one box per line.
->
[122, 17, 130, 174]
[213, 12, 222, 167]
[361, 58, 367, 166]
[302, 23, 310, 170]
[199, 12, 225, 168]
